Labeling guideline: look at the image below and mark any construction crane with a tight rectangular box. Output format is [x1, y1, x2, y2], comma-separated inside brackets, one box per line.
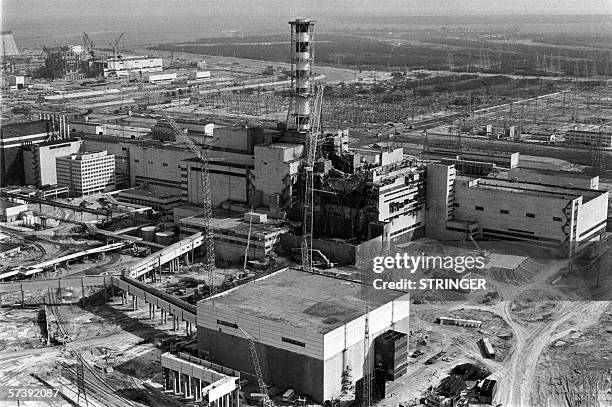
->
[301, 85, 324, 273]
[117, 55, 217, 292]
[238, 327, 273, 407]
[82, 32, 95, 60]
[109, 32, 125, 59]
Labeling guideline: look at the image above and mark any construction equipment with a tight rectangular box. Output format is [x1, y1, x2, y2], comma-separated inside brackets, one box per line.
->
[109, 33, 125, 59]
[238, 327, 273, 407]
[243, 208, 254, 275]
[117, 55, 217, 293]
[301, 85, 324, 273]
[82, 32, 95, 60]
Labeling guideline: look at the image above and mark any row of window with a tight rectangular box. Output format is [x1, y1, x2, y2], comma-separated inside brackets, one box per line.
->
[216, 320, 306, 348]
[469, 205, 564, 221]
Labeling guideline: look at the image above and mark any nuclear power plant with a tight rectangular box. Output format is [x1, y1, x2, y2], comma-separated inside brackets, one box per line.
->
[0, 7, 611, 407]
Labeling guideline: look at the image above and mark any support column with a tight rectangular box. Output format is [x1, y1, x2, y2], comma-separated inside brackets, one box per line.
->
[132, 295, 136, 311]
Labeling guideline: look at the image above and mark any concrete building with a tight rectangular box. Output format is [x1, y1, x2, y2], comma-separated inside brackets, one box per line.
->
[0, 200, 28, 222]
[0, 121, 52, 186]
[6, 75, 25, 90]
[80, 134, 131, 188]
[426, 163, 609, 256]
[181, 159, 250, 206]
[23, 139, 82, 187]
[145, 73, 177, 83]
[197, 268, 410, 402]
[423, 142, 520, 169]
[180, 213, 288, 262]
[129, 141, 195, 196]
[116, 188, 182, 212]
[98, 56, 163, 77]
[56, 151, 115, 196]
[161, 352, 240, 406]
[565, 129, 612, 147]
[252, 143, 303, 210]
[508, 168, 599, 190]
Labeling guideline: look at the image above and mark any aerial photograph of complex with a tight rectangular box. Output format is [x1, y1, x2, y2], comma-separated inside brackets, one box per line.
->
[0, 0, 610, 406]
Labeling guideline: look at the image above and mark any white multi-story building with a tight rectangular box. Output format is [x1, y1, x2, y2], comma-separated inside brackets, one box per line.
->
[56, 151, 115, 196]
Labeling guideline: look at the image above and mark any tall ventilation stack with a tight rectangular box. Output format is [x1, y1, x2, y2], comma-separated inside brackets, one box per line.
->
[288, 19, 315, 135]
[0, 31, 20, 56]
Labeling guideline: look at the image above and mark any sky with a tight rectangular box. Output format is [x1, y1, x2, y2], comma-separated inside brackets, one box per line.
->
[1, 0, 610, 47]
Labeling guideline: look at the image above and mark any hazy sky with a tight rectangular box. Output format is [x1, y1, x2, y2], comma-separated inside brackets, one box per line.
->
[3, 0, 611, 25]
[2, 0, 610, 47]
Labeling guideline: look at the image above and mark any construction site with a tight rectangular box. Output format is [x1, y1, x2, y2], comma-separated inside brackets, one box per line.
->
[1, 8, 612, 407]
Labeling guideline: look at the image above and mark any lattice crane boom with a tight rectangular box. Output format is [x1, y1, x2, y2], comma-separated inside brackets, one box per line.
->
[238, 327, 273, 407]
[301, 85, 324, 273]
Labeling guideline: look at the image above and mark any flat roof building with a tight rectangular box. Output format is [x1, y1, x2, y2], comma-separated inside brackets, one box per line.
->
[197, 268, 410, 402]
[426, 163, 609, 257]
[0, 121, 52, 186]
[565, 129, 612, 148]
[56, 151, 115, 196]
[23, 138, 82, 187]
[180, 213, 288, 261]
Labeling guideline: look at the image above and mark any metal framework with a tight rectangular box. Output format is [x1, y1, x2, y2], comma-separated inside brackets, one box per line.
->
[239, 327, 273, 407]
[301, 85, 323, 273]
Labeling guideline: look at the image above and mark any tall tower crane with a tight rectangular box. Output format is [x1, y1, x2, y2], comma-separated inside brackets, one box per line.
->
[239, 327, 273, 407]
[301, 85, 324, 273]
[117, 55, 216, 289]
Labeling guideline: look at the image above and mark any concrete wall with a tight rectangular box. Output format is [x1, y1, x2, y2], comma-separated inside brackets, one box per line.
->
[425, 163, 456, 240]
[575, 191, 609, 251]
[322, 296, 410, 400]
[453, 179, 568, 247]
[183, 161, 248, 206]
[196, 293, 410, 403]
[198, 328, 325, 401]
[129, 143, 194, 195]
[252, 144, 303, 209]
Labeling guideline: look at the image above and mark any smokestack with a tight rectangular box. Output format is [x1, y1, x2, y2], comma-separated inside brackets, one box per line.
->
[288, 19, 315, 134]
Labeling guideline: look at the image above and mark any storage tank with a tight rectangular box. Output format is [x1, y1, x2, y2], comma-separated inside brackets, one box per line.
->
[140, 226, 157, 242]
[155, 231, 175, 246]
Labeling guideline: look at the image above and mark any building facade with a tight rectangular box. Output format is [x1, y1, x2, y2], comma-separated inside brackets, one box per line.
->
[425, 163, 609, 256]
[23, 139, 82, 187]
[56, 151, 115, 196]
[0, 121, 53, 186]
[197, 268, 410, 403]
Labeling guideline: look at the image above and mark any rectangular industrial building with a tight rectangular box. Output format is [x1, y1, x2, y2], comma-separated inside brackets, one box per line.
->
[0, 120, 52, 186]
[565, 129, 612, 147]
[56, 151, 115, 196]
[180, 213, 288, 261]
[197, 268, 410, 402]
[23, 138, 82, 187]
[99, 56, 163, 77]
[425, 163, 608, 256]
